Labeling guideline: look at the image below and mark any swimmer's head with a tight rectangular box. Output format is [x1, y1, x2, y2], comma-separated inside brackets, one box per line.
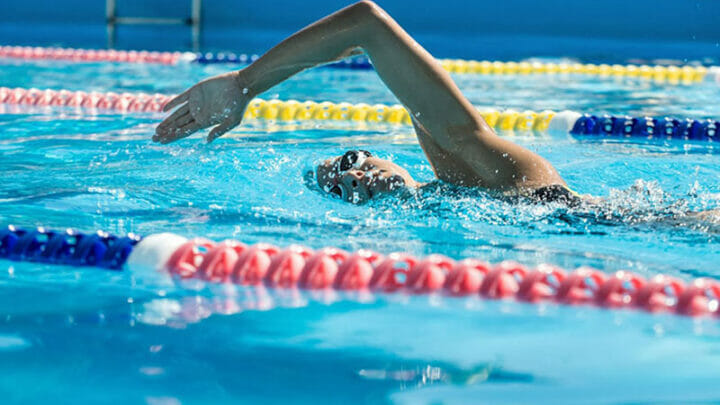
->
[316, 150, 417, 204]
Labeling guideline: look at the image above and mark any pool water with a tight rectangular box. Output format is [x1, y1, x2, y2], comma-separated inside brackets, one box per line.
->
[1, 58, 720, 404]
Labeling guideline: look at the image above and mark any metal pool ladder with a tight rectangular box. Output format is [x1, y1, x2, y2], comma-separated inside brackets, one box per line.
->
[105, 0, 202, 51]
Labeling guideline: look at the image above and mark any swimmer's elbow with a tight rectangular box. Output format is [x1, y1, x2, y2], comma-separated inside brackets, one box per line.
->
[347, 1, 386, 24]
[351, 1, 381, 14]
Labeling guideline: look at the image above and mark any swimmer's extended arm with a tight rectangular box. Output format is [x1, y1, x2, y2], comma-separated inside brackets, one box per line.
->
[155, 1, 564, 191]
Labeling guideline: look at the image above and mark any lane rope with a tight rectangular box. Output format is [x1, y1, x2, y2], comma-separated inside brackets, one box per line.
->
[0, 45, 188, 65]
[2, 45, 717, 85]
[0, 225, 141, 270]
[1, 225, 719, 318]
[439, 59, 714, 84]
[1, 86, 718, 140]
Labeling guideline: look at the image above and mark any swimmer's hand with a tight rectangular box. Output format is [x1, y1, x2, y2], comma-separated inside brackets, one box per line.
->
[153, 71, 252, 143]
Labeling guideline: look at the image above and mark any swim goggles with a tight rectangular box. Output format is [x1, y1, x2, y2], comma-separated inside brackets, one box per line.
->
[325, 150, 372, 199]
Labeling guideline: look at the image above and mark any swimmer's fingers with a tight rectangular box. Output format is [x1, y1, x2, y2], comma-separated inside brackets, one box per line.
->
[207, 114, 242, 143]
[153, 125, 180, 143]
[163, 87, 192, 112]
[158, 121, 205, 144]
[154, 104, 191, 142]
[157, 104, 190, 129]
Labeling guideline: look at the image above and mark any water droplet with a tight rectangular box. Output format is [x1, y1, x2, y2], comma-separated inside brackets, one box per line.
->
[242, 87, 249, 95]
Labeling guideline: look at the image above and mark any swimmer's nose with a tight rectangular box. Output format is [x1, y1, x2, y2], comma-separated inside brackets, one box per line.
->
[341, 170, 366, 188]
[347, 170, 364, 180]
[340, 170, 371, 202]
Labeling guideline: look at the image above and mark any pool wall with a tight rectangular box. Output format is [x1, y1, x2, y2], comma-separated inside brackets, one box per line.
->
[1, 0, 719, 61]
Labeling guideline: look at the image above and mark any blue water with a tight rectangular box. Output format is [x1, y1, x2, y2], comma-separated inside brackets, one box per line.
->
[1, 58, 720, 404]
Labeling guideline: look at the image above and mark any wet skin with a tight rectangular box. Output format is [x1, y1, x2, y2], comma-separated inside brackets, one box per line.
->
[152, 2, 717, 222]
[316, 155, 418, 203]
[154, 1, 566, 199]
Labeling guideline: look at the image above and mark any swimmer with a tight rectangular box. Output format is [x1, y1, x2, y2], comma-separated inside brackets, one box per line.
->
[151, 1, 691, 212]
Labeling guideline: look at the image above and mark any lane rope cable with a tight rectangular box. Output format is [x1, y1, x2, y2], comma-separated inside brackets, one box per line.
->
[1, 86, 718, 141]
[1, 225, 719, 318]
[1, 45, 718, 85]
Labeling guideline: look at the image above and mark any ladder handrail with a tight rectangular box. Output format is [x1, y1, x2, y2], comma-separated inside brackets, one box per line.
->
[106, 0, 202, 52]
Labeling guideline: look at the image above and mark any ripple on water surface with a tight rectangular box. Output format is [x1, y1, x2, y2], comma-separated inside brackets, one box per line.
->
[1, 60, 720, 404]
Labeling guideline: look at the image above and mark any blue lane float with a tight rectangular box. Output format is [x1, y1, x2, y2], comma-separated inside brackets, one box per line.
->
[570, 114, 719, 140]
[193, 52, 373, 70]
[0, 225, 141, 270]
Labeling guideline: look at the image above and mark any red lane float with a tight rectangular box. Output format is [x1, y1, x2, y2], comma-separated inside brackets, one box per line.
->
[555, 267, 606, 305]
[370, 253, 417, 292]
[677, 279, 720, 316]
[595, 270, 645, 308]
[479, 261, 528, 299]
[634, 274, 685, 313]
[298, 248, 348, 289]
[162, 239, 720, 318]
[517, 264, 566, 302]
[233, 244, 279, 285]
[334, 250, 383, 290]
[165, 238, 216, 279]
[265, 245, 313, 288]
[0, 46, 182, 65]
[406, 255, 454, 294]
[0, 87, 170, 113]
[443, 259, 490, 296]
[199, 241, 247, 283]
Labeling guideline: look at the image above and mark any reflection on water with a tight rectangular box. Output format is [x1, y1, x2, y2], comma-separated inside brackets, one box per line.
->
[2, 59, 720, 404]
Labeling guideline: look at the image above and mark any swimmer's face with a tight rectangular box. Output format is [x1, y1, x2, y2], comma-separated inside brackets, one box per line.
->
[316, 150, 417, 204]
